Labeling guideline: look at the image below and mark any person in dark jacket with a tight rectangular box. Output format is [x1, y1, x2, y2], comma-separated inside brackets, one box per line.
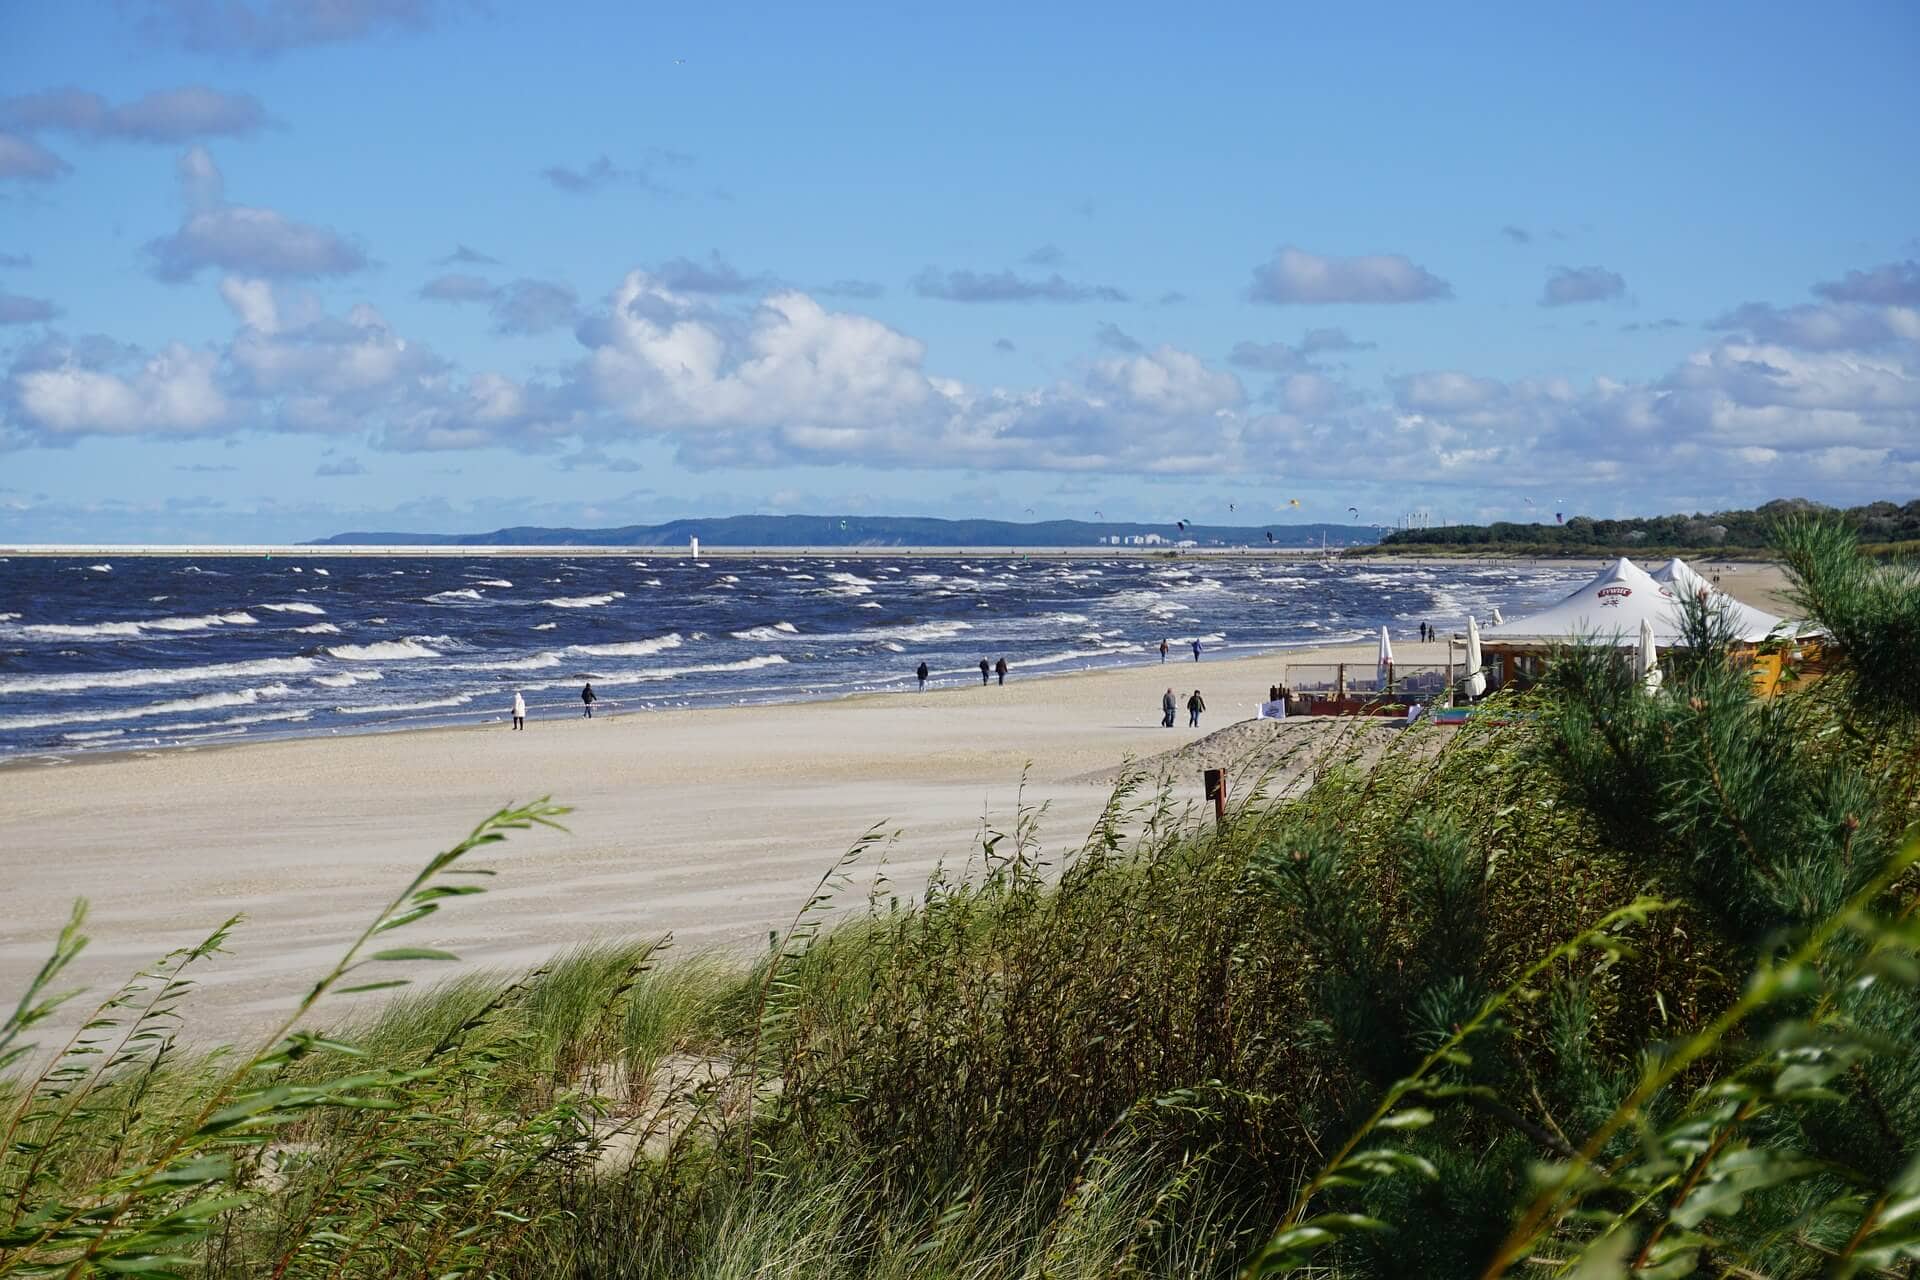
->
[1159, 638, 1169, 663]
[581, 682, 597, 718]
[994, 657, 1008, 686]
[1161, 687, 1177, 728]
[1191, 638, 1202, 662]
[979, 658, 991, 685]
[916, 661, 929, 691]
[1187, 689, 1206, 728]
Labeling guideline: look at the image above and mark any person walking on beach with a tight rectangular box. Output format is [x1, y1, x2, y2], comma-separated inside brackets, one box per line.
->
[1162, 687, 1177, 728]
[1191, 638, 1202, 662]
[1418, 622, 1427, 643]
[979, 658, 991, 685]
[1187, 688, 1206, 728]
[580, 682, 597, 718]
[916, 661, 929, 691]
[511, 691, 527, 731]
[1159, 638, 1169, 663]
[995, 657, 1008, 686]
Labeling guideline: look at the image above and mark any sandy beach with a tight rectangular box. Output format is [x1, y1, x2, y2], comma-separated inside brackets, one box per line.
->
[0, 560, 1795, 1044]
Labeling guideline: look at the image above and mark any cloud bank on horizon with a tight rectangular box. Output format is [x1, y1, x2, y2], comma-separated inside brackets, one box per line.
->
[1, 0, 1916, 541]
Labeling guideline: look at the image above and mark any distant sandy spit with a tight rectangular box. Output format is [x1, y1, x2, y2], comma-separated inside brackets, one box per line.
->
[0, 564, 1792, 1044]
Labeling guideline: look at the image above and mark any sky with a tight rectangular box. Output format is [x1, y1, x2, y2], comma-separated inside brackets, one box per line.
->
[1, 1, 1916, 542]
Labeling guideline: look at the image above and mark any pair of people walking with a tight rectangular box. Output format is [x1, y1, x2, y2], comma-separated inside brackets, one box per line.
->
[977, 657, 1009, 686]
[1161, 637, 1202, 663]
[509, 681, 597, 730]
[1162, 687, 1205, 728]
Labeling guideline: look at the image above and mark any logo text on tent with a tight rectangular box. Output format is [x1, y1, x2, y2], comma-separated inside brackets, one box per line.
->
[1597, 586, 1631, 607]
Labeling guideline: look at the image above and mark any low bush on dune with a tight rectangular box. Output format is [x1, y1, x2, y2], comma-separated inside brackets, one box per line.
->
[3, 517, 1917, 1279]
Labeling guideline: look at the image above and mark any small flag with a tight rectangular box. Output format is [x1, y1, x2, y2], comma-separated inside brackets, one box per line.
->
[1555, 512, 1564, 524]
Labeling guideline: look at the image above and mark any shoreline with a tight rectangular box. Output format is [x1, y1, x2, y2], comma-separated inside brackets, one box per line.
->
[0, 635, 1456, 1042]
[1, 562, 1794, 1044]
[1, 550, 1790, 774]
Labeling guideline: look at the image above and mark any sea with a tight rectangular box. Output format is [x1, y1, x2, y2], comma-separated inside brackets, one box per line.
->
[0, 555, 1588, 764]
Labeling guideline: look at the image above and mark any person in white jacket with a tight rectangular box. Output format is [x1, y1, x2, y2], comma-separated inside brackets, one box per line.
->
[511, 691, 527, 731]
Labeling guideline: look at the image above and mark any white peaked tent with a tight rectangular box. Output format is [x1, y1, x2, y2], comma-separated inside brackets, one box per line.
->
[1377, 625, 1394, 680]
[1649, 558, 1791, 639]
[1481, 557, 1784, 649]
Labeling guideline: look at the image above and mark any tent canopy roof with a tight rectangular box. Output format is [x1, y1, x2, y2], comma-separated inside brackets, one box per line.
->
[1482, 557, 1788, 647]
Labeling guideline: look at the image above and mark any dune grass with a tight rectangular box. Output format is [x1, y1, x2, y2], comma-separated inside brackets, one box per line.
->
[3, 517, 1918, 1278]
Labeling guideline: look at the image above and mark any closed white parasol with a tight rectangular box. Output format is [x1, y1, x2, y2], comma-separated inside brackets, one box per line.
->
[1464, 616, 1486, 698]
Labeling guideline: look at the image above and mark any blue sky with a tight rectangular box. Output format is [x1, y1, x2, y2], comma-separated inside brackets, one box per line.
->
[2, 0, 1916, 541]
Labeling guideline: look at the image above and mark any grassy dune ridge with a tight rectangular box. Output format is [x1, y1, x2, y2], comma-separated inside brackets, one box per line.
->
[3, 517, 1917, 1278]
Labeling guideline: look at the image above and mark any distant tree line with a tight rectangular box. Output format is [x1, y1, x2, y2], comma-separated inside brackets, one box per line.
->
[1380, 496, 1920, 552]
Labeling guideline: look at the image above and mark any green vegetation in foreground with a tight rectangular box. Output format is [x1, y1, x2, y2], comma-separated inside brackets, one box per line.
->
[1376, 495, 1920, 558]
[3, 516, 1919, 1278]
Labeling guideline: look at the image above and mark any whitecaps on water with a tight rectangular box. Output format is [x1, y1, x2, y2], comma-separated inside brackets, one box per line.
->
[260, 602, 327, 615]
[566, 633, 683, 658]
[339, 693, 478, 715]
[326, 639, 440, 661]
[525, 654, 786, 691]
[312, 671, 384, 688]
[293, 622, 342, 634]
[426, 588, 485, 603]
[443, 652, 564, 671]
[544, 592, 627, 608]
[0, 655, 318, 696]
[3, 611, 258, 640]
[469, 577, 513, 588]
[729, 622, 799, 641]
[0, 683, 296, 731]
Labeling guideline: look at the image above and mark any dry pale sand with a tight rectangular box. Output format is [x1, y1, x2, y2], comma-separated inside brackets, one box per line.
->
[0, 560, 1793, 1045]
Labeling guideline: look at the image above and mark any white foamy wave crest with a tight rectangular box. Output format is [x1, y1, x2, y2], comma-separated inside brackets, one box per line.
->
[155, 708, 314, 732]
[859, 620, 972, 643]
[532, 622, 557, 630]
[89, 563, 112, 572]
[313, 568, 330, 575]
[0, 656, 318, 696]
[326, 639, 440, 661]
[445, 652, 564, 671]
[0, 613, 19, 622]
[729, 622, 799, 641]
[294, 622, 341, 634]
[339, 693, 477, 715]
[427, 589, 485, 603]
[261, 602, 327, 615]
[0, 683, 296, 731]
[531, 654, 786, 690]
[311, 671, 384, 688]
[567, 633, 683, 658]
[4, 611, 257, 640]
[62, 729, 126, 741]
[470, 578, 513, 588]
[883, 642, 906, 652]
[545, 591, 626, 608]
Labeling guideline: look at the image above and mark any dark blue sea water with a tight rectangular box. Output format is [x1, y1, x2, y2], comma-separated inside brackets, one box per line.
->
[0, 555, 1585, 762]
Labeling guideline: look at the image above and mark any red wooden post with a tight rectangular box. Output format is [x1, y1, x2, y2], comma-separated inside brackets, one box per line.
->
[1204, 767, 1227, 828]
